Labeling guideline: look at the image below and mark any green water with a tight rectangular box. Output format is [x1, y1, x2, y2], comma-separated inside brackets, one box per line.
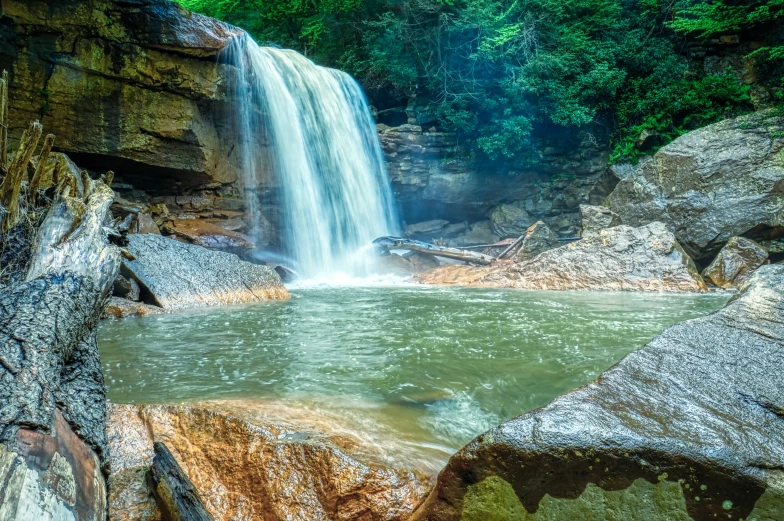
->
[98, 285, 725, 471]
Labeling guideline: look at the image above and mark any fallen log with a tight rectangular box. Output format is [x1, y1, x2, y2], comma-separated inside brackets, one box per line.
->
[0, 69, 118, 520]
[373, 236, 497, 265]
[149, 442, 214, 521]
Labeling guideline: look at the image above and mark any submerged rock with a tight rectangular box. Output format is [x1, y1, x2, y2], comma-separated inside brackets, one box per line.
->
[107, 403, 430, 521]
[580, 204, 621, 238]
[416, 222, 706, 292]
[702, 236, 768, 288]
[607, 110, 784, 260]
[411, 265, 784, 521]
[122, 234, 289, 310]
[514, 221, 559, 262]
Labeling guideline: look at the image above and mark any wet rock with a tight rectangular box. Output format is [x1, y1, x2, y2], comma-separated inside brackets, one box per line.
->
[122, 234, 289, 311]
[107, 403, 430, 521]
[412, 264, 498, 286]
[162, 218, 254, 251]
[580, 204, 621, 238]
[607, 110, 784, 260]
[405, 219, 450, 237]
[376, 252, 441, 276]
[113, 275, 140, 301]
[411, 265, 784, 521]
[447, 221, 499, 247]
[133, 213, 162, 235]
[417, 222, 706, 292]
[514, 221, 559, 262]
[702, 236, 768, 288]
[490, 204, 531, 239]
[104, 297, 164, 319]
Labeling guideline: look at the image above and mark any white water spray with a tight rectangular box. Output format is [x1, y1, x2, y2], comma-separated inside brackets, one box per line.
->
[222, 34, 398, 278]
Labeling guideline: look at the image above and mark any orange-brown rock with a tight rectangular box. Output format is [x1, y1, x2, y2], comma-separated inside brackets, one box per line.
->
[162, 217, 255, 251]
[412, 264, 501, 286]
[107, 404, 430, 521]
[103, 297, 164, 319]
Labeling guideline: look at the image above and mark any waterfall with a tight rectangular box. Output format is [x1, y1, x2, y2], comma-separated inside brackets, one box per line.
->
[221, 34, 399, 279]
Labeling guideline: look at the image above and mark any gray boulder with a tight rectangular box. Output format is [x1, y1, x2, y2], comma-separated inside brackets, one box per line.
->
[412, 265, 784, 521]
[448, 221, 499, 247]
[404, 219, 449, 237]
[123, 234, 289, 310]
[490, 204, 531, 238]
[607, 110, 784, 260]
[514, 221, 559, 262]
[580, 204, 621, 238]
[702, 236, 768, 288]
[483, 222, 706, 292]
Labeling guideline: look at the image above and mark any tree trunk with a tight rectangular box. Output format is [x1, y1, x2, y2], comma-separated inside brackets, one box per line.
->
[0, 72, 119, 520]
[373, 236, 497, 265]
[149, 442, 215, 521]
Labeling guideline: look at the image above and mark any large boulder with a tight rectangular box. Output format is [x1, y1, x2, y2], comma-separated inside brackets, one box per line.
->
[580, 204, 621, 238]
[490, 204, 532, 239]
[122, 234, 289, 310]
[702, 236, 769, 288]
[416, 222, 706, 292]
[514, 221, 559, 262]
[606, 110, 784, 260]
[411, 265, 784, 521]
[107, 403, 430, 521]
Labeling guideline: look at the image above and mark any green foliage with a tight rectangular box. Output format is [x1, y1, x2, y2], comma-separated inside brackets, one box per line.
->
[176, 0, 780, 163]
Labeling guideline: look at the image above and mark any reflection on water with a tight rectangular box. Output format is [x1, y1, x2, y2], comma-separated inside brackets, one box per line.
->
[98, 286, 726, 470]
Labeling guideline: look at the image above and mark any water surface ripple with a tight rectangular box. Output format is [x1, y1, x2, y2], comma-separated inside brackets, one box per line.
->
[98, 286, 726, 470]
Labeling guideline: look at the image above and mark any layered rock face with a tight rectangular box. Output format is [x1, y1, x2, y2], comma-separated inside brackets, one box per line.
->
[0, 0, 278, 248]
[379, 125, 617, 237]
[412, 265, 784, 521]
[0, 0, 244, 188]
[415, 222, 706, 292]
[107, 403, 430, 521]
[607, 110, 784, 261]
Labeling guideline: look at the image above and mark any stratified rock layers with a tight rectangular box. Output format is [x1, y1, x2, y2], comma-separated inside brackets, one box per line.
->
[0, 0, 246, 189]
[411, 265, 784, 521]
[123, 234, 289, 310]
[107, 404, 429, 521]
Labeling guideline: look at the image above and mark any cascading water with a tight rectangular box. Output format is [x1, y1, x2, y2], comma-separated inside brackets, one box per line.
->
[221, 34, 399, 279]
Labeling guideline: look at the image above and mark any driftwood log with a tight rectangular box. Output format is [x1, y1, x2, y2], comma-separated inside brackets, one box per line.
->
[373, 236, 497, 265]
[150, 442, 214, 521]
[0, 70, 119, 520]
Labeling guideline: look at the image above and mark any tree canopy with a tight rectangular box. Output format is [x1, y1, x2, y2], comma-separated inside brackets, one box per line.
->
[177, 0, 782, 162]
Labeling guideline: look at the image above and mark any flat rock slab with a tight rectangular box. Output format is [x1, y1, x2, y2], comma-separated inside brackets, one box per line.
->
[411, 265, 784, 521]
[416, 222, 706, 292]
[123, 234, 289, 310]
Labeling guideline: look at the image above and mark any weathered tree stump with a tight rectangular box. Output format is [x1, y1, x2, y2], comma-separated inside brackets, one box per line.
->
[0, 70, 119, 520]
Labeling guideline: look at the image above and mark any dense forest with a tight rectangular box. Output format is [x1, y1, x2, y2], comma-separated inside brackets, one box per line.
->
[177, 0, 784, 162]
